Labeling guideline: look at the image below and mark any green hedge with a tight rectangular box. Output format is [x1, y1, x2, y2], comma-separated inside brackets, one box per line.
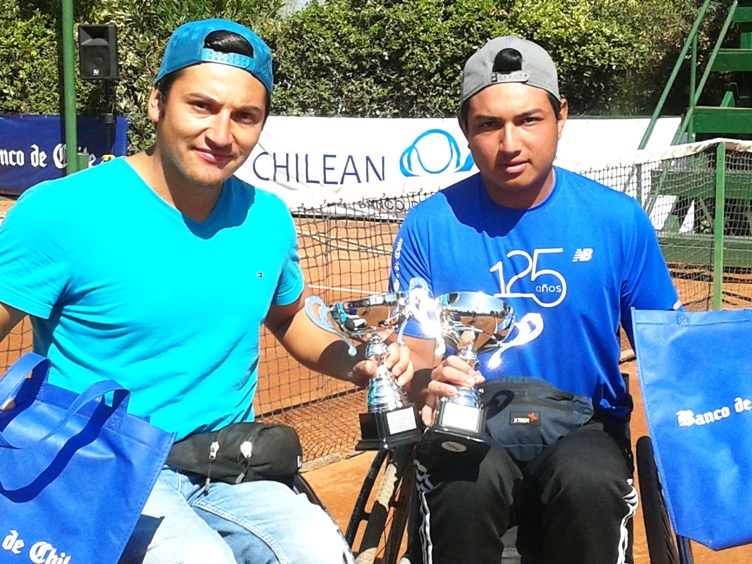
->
[0, 0, 725, 153]
[265, 0, 699, 117]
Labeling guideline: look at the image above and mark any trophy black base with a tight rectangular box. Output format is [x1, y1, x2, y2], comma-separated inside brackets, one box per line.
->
[420, 398, 491, 464]
[420, 425, 491, 465]
[356, 405, 424, 451]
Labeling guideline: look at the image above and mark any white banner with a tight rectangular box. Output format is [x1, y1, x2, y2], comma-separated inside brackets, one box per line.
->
[234, 116, 680, 208]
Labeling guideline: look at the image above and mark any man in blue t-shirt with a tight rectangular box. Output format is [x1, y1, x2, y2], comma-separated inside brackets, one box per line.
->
[0, 19, 412, 564]
[390, 37, 680, 564]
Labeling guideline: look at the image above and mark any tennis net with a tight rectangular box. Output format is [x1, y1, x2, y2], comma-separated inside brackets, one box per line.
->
[2, 138, 751, 464]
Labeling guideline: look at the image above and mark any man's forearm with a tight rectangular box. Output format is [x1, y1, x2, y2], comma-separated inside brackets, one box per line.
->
[0, 302, 25, 342]
[269, 306, 370, 386]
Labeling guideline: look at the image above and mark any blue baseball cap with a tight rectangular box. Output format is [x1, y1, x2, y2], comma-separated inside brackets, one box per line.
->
[156, 19, 273, 94]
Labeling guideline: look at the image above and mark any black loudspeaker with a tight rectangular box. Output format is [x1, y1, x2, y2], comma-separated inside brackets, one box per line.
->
[78, 24, 118, 81]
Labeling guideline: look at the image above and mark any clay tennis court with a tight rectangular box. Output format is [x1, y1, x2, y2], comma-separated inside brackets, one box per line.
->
[2, 199, 752, 562]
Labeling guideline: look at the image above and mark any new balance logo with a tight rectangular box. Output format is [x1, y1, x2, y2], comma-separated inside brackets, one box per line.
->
[572, 248, 593, 262]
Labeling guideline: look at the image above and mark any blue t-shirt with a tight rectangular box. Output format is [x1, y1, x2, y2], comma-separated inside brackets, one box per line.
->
[0, 158, 304, 439]
[390, 168, 679, 420]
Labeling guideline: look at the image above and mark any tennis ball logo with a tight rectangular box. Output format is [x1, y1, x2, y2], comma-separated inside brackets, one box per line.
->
[400, 129, 474, 177]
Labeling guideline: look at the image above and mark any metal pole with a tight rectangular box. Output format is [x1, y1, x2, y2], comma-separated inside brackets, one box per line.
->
[638, 0, 713, 150]
[712, 142, 726, 310]
[688, 34, 697, 142]
[674, 1, 740, 144]
[62, 0, 78, 175]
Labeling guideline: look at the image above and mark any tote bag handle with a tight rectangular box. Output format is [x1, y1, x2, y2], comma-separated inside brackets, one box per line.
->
[0, 351, 51, 402]
[0, 352, 131, 449]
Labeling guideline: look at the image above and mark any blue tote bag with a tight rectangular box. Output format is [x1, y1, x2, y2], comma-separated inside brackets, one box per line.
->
[0, 353, 175, 563]
[632, 308, 752, 550]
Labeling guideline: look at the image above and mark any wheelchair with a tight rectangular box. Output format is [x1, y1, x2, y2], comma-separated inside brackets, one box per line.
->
[343, 444, 416, 564]
[290, 443, 416, 564]
[334, 374, 639, 564]
[636, 435, 694, 564]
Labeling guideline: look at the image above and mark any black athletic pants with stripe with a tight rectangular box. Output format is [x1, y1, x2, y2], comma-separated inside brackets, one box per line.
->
[412, 419, 636, 564]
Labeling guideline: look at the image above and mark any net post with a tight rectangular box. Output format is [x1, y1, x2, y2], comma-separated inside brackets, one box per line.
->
[713, 141, 727, 310]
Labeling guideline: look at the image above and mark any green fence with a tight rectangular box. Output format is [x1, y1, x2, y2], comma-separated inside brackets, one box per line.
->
[577, 138, 752, 313]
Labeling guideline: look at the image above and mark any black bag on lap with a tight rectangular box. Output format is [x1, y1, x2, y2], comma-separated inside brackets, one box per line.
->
[482, 377, 594, 465]
[166, 422, 303, 489]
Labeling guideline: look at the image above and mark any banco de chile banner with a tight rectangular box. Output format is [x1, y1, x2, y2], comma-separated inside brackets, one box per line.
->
[234, 116, 680, 209]
[0, 115, 128, 196]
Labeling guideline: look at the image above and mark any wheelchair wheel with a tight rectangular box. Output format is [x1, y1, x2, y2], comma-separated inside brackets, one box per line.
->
[345, 445, 415, 564]
[636, 436, 688, 564]
[293, 473, 326, 508]
[293, 471, 344, 525]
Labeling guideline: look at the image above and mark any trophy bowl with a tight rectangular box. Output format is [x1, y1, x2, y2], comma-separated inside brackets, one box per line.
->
[438, 291, 516, 353]
[305, 278, 432, 450]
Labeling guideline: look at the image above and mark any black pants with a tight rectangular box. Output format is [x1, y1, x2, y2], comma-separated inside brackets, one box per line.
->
[412, 420, 635, 564]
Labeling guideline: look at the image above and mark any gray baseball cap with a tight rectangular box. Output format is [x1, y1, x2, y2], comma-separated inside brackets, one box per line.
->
[460, 36, 560, 105]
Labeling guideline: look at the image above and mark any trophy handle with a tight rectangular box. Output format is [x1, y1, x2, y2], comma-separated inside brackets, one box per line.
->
[487, 312, 544, 369]
[396, 276, 439, 346]
[304, 296, 359, 356]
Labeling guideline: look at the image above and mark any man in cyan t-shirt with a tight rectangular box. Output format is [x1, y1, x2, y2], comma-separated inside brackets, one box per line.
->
[0, 19, 412, 564]
[391, 36, 680, 564]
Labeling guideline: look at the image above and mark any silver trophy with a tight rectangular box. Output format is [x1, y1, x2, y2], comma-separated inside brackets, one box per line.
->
[305, 278, 431, 450]
[423, 291, 543, 462]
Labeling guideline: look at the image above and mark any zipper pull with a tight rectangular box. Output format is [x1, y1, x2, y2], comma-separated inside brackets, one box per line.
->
[204, 441, 220, 493]
[235, 440, 253, 484]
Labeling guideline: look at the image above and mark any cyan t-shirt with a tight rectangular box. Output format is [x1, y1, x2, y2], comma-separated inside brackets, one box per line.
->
[390, 168, 680, 420]
[0, 158, 304, 439]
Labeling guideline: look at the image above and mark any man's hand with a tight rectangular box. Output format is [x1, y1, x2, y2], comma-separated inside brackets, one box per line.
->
[420, 355, 484, 426]
[350, 341, 414, 389]
[420, 331, 483, 426]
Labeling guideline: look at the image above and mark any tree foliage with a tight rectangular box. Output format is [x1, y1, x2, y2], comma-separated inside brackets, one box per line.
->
[0, 0, 731, 153]
[266, 0, 702, 117]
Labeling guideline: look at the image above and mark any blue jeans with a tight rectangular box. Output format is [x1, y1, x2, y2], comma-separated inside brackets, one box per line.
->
[120, 466, 354, 564]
